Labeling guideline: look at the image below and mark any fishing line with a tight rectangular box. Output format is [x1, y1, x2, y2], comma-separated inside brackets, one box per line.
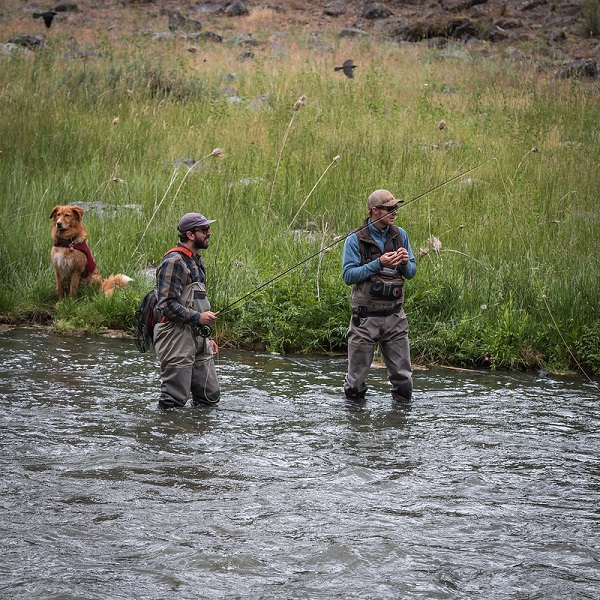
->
[497, 155, 597, 388]
[217, 159, 491, 315]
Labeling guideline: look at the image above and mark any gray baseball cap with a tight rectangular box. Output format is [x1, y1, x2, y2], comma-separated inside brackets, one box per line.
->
[177, 212, 216, 232]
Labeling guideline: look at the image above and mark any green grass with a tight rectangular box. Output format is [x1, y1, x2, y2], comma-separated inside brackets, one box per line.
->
[0, 34, 598, 375]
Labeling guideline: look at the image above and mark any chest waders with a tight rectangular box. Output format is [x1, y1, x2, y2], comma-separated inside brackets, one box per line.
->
[154, 257, 220, 408]
[344, 222, 413, 403]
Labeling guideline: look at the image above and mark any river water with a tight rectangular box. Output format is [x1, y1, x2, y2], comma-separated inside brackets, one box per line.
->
[0, 327, 598, 599]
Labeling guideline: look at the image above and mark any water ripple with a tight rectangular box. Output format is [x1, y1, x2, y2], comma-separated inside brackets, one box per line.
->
[0, 327, 598, 599]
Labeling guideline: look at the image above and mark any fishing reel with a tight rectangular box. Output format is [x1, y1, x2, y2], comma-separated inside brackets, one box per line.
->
[192, 323, 213, 338]
[198, 324, 212, 338]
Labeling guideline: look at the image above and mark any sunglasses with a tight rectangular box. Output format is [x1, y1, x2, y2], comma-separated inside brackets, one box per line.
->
[193, 226, 211, 233]
[376, 205, 398, 213]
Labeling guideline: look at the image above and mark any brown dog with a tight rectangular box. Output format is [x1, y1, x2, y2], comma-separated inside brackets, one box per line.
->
[50, 205, 132, 301]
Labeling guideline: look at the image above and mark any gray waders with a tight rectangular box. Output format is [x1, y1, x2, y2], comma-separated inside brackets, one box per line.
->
[344, 307, 412, 402]
[153, 281, 220, 408]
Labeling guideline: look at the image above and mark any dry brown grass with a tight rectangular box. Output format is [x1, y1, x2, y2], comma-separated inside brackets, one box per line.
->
[244, 7, 278, 30]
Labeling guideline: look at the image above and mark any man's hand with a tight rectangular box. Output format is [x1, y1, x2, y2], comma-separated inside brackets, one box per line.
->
[198, 311, 219, 326]
[380, 248, 409, 268]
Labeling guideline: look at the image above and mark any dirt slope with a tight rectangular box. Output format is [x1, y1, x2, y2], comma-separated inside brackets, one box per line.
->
[2, 1, 599, 65]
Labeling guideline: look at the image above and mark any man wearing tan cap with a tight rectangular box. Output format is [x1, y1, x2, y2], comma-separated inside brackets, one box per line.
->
[153, 212, 220, 409]
[342, 190, 417, 403]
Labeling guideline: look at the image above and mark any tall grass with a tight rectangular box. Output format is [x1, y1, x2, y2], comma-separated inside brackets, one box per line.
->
[0, 34, 598, 374]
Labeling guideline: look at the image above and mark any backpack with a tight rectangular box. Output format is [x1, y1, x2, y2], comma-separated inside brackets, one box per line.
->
[134, 290, 159, 353]
[134, 247, 193, 353]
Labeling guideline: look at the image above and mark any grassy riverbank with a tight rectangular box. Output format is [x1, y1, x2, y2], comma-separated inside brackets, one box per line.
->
[0, 30, 598, 375]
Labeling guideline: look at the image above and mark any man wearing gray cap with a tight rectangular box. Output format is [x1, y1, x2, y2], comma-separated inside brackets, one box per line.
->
[153, 212, 220, 409]
[342, 189, 417, 403]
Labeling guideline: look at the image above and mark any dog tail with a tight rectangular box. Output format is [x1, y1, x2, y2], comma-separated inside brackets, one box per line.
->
[101, 274, 133, 296]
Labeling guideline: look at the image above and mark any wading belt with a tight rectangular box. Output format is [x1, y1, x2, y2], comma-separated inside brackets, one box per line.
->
[365, 303, 403, 318]
[353, 303, 403, 326]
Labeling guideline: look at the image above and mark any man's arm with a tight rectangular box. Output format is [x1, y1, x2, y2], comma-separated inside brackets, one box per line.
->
[342, 233, 383, 285]
[156, 255, 199, 323]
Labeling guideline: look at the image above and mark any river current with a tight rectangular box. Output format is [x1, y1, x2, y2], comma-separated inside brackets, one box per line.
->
[0, 327, 598, 599]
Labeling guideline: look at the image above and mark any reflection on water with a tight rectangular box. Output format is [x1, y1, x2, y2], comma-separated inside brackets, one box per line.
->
[0, 327, 598, 599]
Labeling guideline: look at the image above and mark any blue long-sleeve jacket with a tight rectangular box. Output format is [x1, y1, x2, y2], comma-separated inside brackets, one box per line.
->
[342, 221, 417, 285]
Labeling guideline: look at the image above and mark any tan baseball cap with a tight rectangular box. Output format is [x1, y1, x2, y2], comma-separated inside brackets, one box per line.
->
[367, 189, 404, 210]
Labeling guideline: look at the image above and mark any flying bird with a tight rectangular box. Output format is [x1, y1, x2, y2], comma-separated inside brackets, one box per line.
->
[334, 59, 357, 79]
[33, 11, 57, 29]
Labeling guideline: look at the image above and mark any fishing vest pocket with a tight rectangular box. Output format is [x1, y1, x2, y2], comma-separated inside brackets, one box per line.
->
[370, 268, 404, 299]
[180, 281, 211, 313]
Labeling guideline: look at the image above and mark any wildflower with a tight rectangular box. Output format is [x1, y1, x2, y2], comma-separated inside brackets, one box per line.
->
[112, 177, 125, 184]
[294, 95, 307, 111]
[288, 153, 341, 228]
[438, 119, 446, 130]
[428, 235, 442, 253]
[481, 304, 488, 310]
[211, 148, 224, 158]
[112, 117, 119, 125]
[333, 155, 341, 163]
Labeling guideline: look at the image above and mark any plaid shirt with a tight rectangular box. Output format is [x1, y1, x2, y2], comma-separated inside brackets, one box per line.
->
[156, 245, 206, 323]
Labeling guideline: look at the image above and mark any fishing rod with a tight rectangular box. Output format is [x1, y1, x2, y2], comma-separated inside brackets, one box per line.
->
[217, 159, 490, 315]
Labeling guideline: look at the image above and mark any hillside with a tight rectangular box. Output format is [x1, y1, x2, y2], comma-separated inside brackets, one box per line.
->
[2, 0, 599, 71]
